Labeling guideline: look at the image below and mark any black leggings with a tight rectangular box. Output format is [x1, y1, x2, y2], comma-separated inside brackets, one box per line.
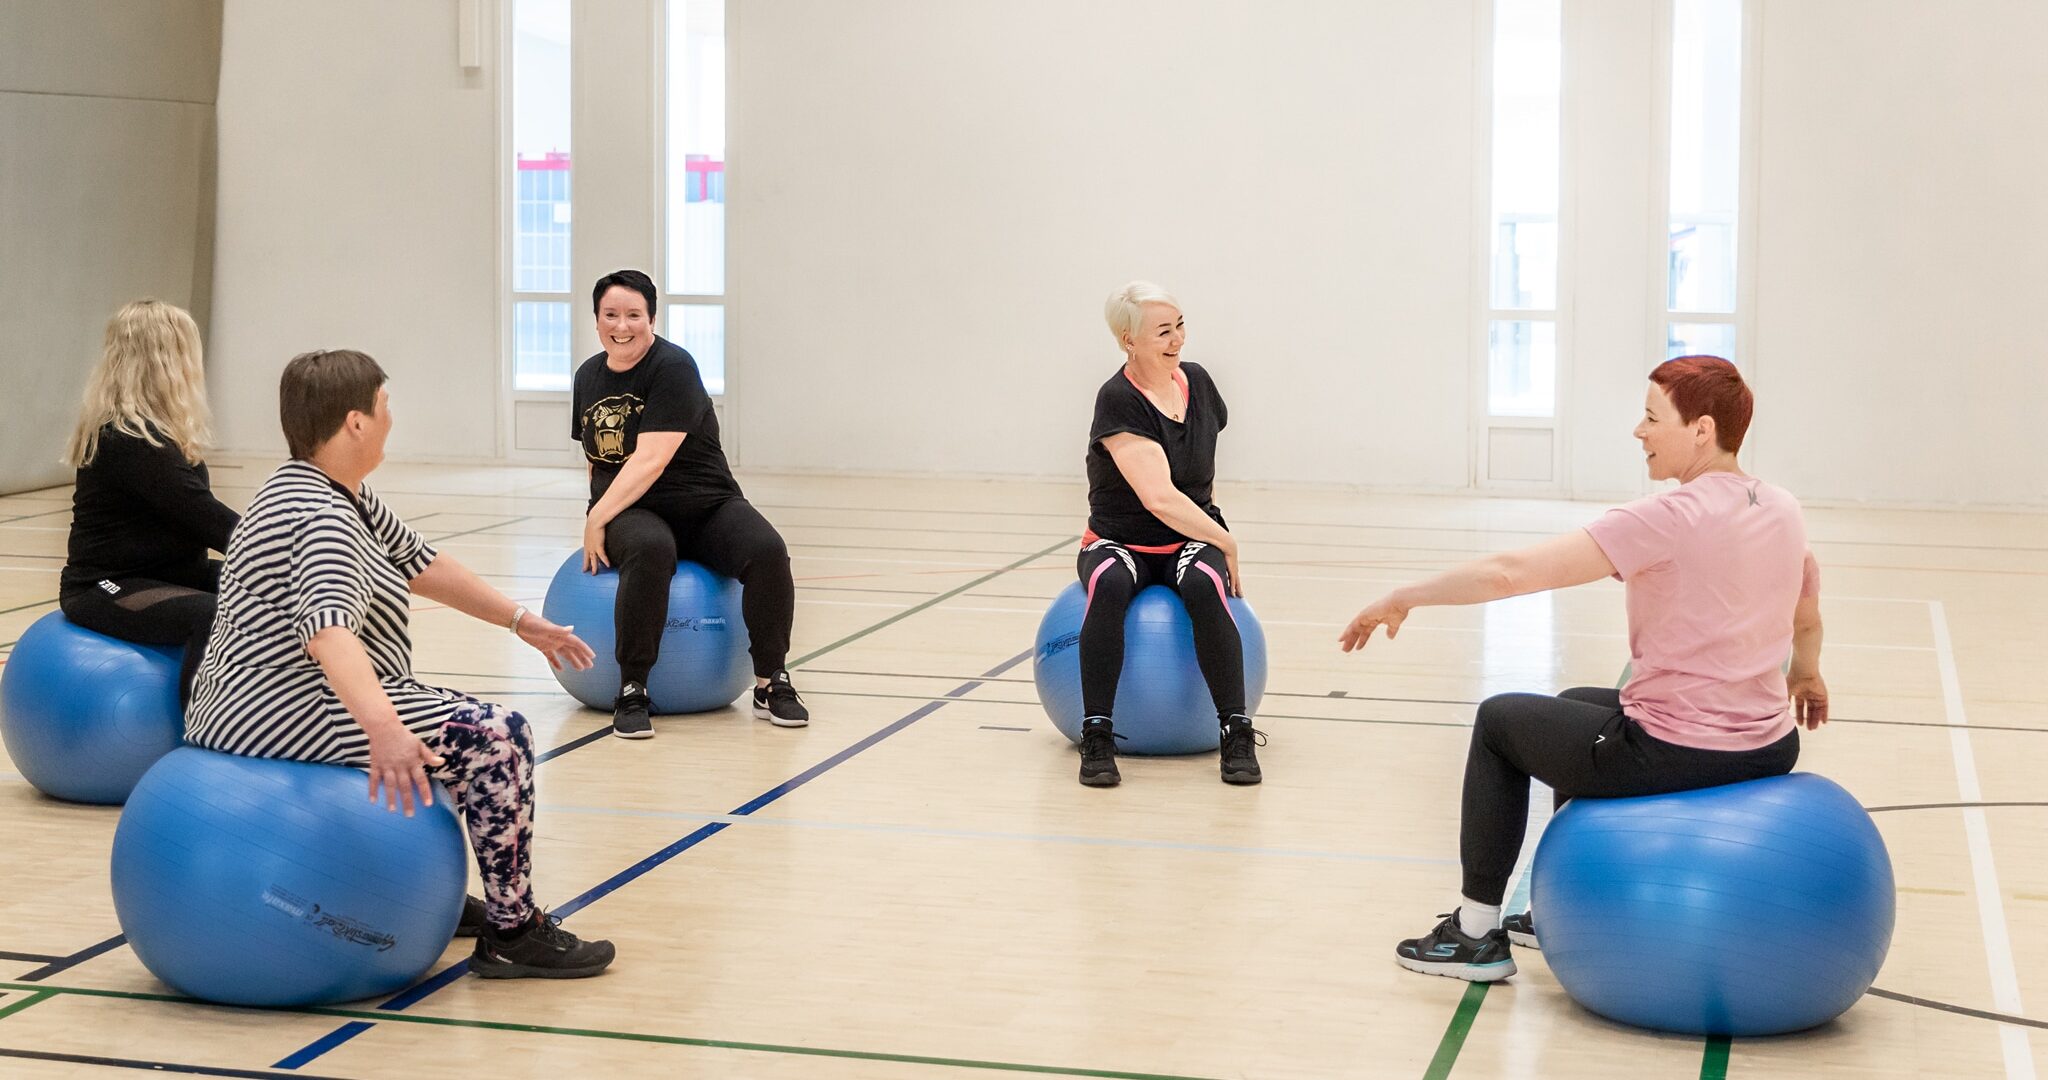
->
[606, 497, 794, 683]
[1461, 686, 1800, 905]
[1075, 539, 1244, 723]
[58, 564, 221, 706]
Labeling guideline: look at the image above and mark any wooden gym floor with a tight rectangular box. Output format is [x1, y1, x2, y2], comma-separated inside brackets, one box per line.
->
[0, 460, 2042, 1078]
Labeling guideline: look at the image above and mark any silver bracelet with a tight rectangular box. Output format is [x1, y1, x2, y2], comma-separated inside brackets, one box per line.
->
[509, 605, 528, 635]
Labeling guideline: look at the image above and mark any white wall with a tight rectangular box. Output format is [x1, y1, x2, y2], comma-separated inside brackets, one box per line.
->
[1746, 0, 2048, 507]
[729, 0, 1480, 490]
[210, 0, 502, 460]
[0, 0, 220, 494]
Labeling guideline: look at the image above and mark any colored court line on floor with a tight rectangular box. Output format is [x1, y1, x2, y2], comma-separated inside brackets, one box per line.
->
[15, 934, 126, 982]
[1867, 800, 2048, 813]
[271, 537, 1076, 1068]
[1866, 987, 2048, 1030]
[422, 515, 532, 545]
[0, 1046, 349, 1079]
[0, 989, 54, 1021]
[1699, 1035, 1731, 1080]
[0, 952, 61, 965]
[1422, 982, 1488, 1080]
[0, 979, 1225, 1080]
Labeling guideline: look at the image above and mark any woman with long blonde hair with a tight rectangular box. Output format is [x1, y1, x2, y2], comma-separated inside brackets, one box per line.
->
[60, 300, 239, 703]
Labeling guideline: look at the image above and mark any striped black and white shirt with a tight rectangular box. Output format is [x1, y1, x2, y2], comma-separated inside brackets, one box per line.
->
[187, 460, 473, 763]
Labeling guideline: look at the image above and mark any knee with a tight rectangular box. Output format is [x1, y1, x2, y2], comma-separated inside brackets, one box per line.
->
[747, 530, 790, 574]
[1082, 560, 1136, 610]
[1473, 693, 1526, 742]
[1172, 545, 1230, 607]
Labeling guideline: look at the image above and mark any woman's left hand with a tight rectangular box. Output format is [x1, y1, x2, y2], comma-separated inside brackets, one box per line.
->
[518, 612, 596, 670]
[581, 516, 610, 574]
[1339, 592, 1411, 652]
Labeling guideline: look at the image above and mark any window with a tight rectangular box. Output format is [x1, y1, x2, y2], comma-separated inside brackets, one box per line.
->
[1486, 0, 1563, 418]
[511, 0, 573, 392]
[665, 0, 727, 394]
[1665, 0, 1742, 360]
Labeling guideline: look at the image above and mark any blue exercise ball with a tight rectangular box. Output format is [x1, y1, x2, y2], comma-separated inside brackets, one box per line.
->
[0, 611, 184, 804]
[1032, 582, 1268, 755]
[111, 747, 467, 1006]
[541, 553, 753, 714]
[1532, 772, 1894, 1035]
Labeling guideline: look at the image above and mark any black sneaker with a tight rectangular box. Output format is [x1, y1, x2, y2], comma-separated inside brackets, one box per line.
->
[612, 682, 652, 739]
[752, 670, 810, 728]
[1395, 911, 1517, 982]
[1219, 716, 1266, 785]
[471, 910, 616, 980]
[1502, 911, 1539, 949]
[454, 895, 488, 938]
[1078, 717, 1122, 787]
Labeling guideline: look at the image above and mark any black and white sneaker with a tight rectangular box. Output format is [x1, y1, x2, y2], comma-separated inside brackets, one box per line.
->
[1219, 716, 1266, 785]
[752, 670, 810, 727]
[454, 895, 488, 938]
[1078, 717, 1122, 787]
[611, 683, 653, 739]
[1395, 912, 1517, 982]
[471, 910, 615, 980]
[1502, 912, 1539, 949]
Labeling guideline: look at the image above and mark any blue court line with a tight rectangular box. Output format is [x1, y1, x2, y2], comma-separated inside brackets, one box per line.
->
[538, 804, 1463, 868]
[276, 647, 1034, 1070]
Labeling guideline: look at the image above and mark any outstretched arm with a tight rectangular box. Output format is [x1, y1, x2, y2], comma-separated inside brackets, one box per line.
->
[409, 555, 595, 671]
[1338, 530, 1617, 651]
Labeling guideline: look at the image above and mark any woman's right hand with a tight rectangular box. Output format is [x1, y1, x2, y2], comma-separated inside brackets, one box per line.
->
[364, 719, 445, 816]
[1222, 537, 1244, 597]
[581, 514, 610, 575]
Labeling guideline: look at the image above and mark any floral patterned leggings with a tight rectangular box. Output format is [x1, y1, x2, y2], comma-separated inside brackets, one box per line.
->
[427, 702, 536, 931]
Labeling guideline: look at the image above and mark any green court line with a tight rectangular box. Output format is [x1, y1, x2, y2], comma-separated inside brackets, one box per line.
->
[1699, 1035, 1731, 1079]
[0, 598, 56, 617]
[787, 535, 1078, 669]
[0, 990, 55, 1021]
[0, 981, 1220, 1079]
[1422, 982, 1489, 1080]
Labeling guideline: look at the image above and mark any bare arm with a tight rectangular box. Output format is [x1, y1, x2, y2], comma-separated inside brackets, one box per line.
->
[1338, 530, 1617, 651]
[1102, 432, 1241, 594]
[409, 554, 594, 671]
[581, 431, 685, 572]
[1787, 593, 1828, 728]
[305, 625, 442, 814]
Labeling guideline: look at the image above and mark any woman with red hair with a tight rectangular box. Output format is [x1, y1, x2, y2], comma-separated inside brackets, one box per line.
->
[1340, 356, 1828, 983]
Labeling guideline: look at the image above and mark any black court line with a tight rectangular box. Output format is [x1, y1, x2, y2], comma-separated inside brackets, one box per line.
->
[1866, 800, 2048, 813]
[279, 648, 1039, 1068]
[15, 934, 126, 982]
[423, 516, 532, 545]
[0, 952, 60, 965]
[979, 725, 1032, 732]
[0, 598, 57, 616]
[0, 1047, 351, 1079]
[1866, 987, 2048, 1030]
[0, 552, 62, 560]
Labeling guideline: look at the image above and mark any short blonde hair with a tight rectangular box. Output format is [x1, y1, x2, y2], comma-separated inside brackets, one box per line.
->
[1103, 281, 1181, 348]
[64, 300, 214, 468]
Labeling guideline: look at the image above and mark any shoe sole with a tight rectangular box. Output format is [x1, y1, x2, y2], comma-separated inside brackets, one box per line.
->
[471, 959, 614, 980]
[611, 727, 654, 740]
[751, 703, 809, 727]
[1079, 773, 1120, 787]
[1395, 954, 1517, 982]
[1506, 930, 1539, 949]
[1222, 770, 1262, 784]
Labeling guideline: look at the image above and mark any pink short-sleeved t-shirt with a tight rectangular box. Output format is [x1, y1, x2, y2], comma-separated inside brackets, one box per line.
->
[1583, 472, 1819, 751]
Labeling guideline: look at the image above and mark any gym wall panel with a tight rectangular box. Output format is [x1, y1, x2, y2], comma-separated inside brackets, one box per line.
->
[728, 0, 1479, 489]
[0, 0, 222, 496]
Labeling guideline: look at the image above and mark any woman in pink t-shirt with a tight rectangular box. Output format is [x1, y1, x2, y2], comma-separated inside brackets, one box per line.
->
[1338, 357, 1831, 984]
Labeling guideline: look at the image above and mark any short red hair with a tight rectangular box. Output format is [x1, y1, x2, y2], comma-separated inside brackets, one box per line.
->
[1650, 355, 1752, 454]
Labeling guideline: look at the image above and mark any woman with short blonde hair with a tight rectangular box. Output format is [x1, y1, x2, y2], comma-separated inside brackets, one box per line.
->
[59, 300, 239, 703]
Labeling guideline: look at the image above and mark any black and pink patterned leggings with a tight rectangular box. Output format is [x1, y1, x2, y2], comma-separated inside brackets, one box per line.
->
[426, 702, 536, 931]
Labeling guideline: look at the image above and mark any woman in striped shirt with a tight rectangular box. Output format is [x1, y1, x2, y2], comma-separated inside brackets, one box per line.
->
[188, 349, 614, 980]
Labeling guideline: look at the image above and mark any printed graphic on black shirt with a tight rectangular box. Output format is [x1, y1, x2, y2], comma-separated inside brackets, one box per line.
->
[583, 394, 645, 463]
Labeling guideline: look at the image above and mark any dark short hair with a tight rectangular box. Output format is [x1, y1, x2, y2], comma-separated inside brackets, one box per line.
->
[592, 269, 658, 316]
[280, 349, 387, 460]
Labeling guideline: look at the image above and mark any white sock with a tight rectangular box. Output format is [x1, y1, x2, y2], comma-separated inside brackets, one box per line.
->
[1458, 900, 1502, 938]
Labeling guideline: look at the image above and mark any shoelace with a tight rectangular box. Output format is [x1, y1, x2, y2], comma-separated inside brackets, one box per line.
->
[1079, 727, 1126, 755]
[1221, 724, 1268, 757]
[526, 910, 577, 949]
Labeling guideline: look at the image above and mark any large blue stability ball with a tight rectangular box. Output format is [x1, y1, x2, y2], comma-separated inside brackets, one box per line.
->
[0, 611, 184, 804]
[542, 553, 753, 714]
[1532, 772, 1894, 1036]
[1033, 582, 1268, 754]
[111, 747, 467, 1006]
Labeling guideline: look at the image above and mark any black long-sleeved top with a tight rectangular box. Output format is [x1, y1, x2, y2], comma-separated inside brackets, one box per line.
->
[61, 424, 240, 595]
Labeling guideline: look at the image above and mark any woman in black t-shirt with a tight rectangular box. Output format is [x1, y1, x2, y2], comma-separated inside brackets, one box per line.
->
[59, 300, 241, 704]
[1075, 282, 1262, 788]
[571, 270, 808, 738]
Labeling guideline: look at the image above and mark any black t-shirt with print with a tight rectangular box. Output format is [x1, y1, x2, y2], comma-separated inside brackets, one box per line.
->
[571, 336, 742, 510]
[1084, 361, 1228, 547]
